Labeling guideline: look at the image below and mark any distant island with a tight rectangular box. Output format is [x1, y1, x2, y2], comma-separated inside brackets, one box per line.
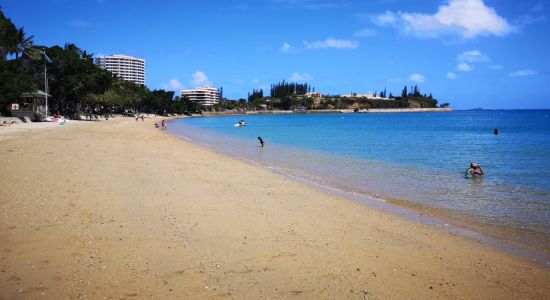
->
[209, 81, 449, 113]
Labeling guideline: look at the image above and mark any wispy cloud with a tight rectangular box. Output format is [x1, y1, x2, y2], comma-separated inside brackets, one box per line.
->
[488, 64, 503, 70]
[353, 28, 377, 37]
[515, 1, 546, 27]
[456, 63, 473, 72]
[447, 72, 457, 79]
[371, 0, 513, 39]
[372, 11, 397, 26]
[458, 50, 490, 63]
[509, 69, 537, 77]
[251, 78, 260, 84]
[192, 71, 212, 87]
[304, 38, 359, 49]
[532, 2, 544, 12]
[289, 72, 313, 81]
[409, 73, 425, 82]
[516, 14, 546, 26]
[280, 42, 293, 52]
[161, 78, 184, 91]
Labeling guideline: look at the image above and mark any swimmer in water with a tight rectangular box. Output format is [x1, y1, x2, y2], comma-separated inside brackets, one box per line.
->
[465, 162, 484, 177]
[257, 136, 264, 147]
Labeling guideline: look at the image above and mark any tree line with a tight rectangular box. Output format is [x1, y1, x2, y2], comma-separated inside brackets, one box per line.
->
[0, 8, 201, 118]
[270, 81, 313, 98]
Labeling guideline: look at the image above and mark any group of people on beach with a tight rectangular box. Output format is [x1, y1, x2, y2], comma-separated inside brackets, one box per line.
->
[155, 119, 167, 130]
[1, 121, 17, 126]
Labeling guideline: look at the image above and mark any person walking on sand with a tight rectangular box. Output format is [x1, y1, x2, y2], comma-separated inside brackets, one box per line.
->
[257, 136, 265, 147]
[465, 162, 484, 177]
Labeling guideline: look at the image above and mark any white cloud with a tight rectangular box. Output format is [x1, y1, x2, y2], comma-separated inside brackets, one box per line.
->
[457, 62, 473, 71]
[447, 72, 457, 79]
[458, 50, 490, 62]
[280, 42, 292, 52]
[192, 71, 212, 87]
[161, 78, 184, 91]
[289, 72, 313, 81]
[353, 28, 377, 37]
[304, 38, 359, 49]
[372, 11, 397, 26]
[372, 0, 513, 39]
[509, 69, 537, 77]
[251, 78, 260, 83]
[488, 64, 503, 70]
[409, 73, 425, 82]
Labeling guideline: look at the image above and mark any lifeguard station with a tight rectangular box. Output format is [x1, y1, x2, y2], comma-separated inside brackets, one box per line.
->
[9, 90, 50, 122]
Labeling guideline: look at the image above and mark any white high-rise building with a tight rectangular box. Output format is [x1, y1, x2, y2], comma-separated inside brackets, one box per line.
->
[95, 54, 145, 86]
[181, 87, 220, 106]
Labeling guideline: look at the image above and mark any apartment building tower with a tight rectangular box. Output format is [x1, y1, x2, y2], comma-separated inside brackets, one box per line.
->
[95, 54, 145, 86]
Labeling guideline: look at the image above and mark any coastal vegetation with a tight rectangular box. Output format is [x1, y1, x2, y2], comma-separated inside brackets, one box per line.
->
[0, 8, 200, 118]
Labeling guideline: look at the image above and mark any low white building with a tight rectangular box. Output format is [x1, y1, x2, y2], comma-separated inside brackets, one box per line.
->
[181, 87, 220, 106]
[304, 92, 322, 98]
[341, 93, 390, 100]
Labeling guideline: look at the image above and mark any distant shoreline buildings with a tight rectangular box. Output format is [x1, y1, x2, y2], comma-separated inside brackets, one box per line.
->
[95, 54, 145, 86]
[340, 93, 391, 100]
[181, 87, 220, 106]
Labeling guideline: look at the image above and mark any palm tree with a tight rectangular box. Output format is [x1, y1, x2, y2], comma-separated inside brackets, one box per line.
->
[0, 11, 19, 59]
[15, 28, 33, 59]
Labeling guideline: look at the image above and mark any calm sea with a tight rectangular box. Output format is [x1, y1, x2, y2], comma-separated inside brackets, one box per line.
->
[168, 110, 550, 250]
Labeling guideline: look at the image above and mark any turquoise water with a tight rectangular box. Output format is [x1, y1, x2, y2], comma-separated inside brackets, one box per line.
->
[168, 110, 550, 246]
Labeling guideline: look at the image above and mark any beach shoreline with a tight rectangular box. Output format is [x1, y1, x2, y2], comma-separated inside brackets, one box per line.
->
[1, 117, 548, 299]
[169, 123, 550, 265]
[202, 107, 452, 116]
[168, 113, 550, 263]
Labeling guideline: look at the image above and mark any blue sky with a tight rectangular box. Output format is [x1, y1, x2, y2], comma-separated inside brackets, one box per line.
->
[2, 0, 549, 109]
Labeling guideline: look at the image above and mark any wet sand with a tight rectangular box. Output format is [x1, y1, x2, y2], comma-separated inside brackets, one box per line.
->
[0, 117, 548, 299]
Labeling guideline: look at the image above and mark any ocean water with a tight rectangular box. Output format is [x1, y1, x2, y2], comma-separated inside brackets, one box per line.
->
[168, 110, 550, 248]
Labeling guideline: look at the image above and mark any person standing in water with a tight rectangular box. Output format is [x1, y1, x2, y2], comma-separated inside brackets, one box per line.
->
[493, 128, 499, 135]
[465, 162, 484, 177]
[257, 136, 265, 147]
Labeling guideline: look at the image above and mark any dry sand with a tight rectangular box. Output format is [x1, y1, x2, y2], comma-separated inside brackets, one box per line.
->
[0, 117, 548, 299]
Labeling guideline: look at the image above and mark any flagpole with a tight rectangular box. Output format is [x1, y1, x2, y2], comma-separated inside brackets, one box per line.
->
[44, 61, 48, 119]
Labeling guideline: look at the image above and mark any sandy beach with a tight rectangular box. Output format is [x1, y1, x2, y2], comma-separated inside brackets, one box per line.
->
[0, 117, 548, 299]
